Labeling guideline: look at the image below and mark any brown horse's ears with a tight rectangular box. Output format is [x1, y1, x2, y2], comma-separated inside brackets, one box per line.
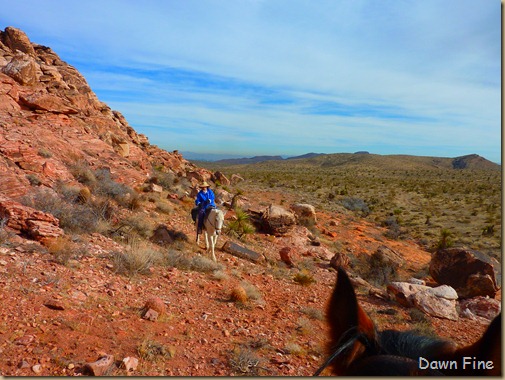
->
[326, 267, 378, 374]
[451, 312, 502, 376]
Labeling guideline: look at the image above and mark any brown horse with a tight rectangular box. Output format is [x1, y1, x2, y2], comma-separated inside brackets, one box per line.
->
[315, 267, 501, 376]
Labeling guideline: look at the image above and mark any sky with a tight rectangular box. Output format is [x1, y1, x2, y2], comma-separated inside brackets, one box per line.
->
[0, 1, 501, 162]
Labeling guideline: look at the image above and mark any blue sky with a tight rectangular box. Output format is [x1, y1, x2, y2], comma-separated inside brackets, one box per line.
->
[0, 1, 501, 162]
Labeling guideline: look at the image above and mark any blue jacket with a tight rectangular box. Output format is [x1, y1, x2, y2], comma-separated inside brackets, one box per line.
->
[195, 188, 216, 209]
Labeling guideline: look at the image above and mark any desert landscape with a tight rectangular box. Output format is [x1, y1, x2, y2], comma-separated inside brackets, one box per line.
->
[0, 27, 501, 376]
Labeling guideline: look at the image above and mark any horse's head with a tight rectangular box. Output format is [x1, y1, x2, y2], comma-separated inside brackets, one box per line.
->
[317, 267, 501, 376]
[214, 209, 224, 234]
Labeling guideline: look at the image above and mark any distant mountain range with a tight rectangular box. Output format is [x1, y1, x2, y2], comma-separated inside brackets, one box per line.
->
[188, 152, 328, 164]
[193, 152, 500, 171]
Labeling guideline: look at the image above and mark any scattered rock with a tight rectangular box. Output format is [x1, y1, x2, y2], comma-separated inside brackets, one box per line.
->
[143, 296, 166, 316]
[17, 360, 30, 369]
[83, 355, 114, 376]
[32, 364, 42, 374]
[279, 247, 294, 267]
[430, 248, 500, 298]
[14, 334, 35, 346]
[43, 298, 65, 310]
[122, 357, 139, 373]
[143, 308, 159, 321]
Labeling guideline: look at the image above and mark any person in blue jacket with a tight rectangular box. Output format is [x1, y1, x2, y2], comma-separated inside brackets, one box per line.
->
[195, 181, 216, 233]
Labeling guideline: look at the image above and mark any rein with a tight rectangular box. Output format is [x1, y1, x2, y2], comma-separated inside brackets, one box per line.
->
[206, 209, 223, 233]
[313, 327, 371, 376]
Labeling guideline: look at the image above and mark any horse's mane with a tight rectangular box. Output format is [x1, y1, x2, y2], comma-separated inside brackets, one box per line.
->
[378, 329, 455, 360]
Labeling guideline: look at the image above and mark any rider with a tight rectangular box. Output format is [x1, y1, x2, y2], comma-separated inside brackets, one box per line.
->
[195, 181, 216, 233]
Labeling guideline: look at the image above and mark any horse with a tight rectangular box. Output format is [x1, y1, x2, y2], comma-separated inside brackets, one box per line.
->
[196, 207, 224, 262]
[315, 267, 501, 376]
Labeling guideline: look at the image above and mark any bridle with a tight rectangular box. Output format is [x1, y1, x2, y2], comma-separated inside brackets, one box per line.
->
[206, 208, 223, 234]
[313, 327, 373, 376]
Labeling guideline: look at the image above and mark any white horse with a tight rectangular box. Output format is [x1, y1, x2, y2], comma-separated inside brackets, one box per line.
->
[196, 208, 225, 262]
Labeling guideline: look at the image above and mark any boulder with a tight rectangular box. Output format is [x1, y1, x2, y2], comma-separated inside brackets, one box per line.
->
[261, 204, 296, 236]
[430, 248, 500, 298]
[290, 203, 317, 225]
[388, 281, 459, 320]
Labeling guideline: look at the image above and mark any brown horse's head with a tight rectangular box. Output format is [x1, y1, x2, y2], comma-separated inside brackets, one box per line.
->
[316, 267, 501, 376]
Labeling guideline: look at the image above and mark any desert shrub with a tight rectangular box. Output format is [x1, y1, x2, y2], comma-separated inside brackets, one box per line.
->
[383, 214, 402, 240]
[37, 148, 52, 158]
[211, 270, 229, 281]
[151, 168, 176, 190]
[70, 160, 96, 186]
[26, 190, 103, 234]
[341, 197, 370, 216]
[155, 200, 172, 214]
[228, 347, 264, 376]
[364, 250, 399, 286]
[163, 250, 192, 270]
[190, 255, 223, 273]
[300, 306, 324, 321]
[296, 317, 314, 335]
[48, 236, 89, 265]
[409, 309, 437, 337]
[122, 214, 155, 239]
[26, 174, 41, 186]
[163, 251, 223, 273]
[284, 342, 305, 356]
[93, 168, 137, 207]
[0, 217, 10, 245]
[293, 269, 315, 286]
[137, 338, 175, 361]
[112, 240, 162, 276]
[240, 281, 262, 301]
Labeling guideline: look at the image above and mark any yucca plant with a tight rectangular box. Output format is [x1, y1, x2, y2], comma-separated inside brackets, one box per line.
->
[226, 208, 255, 239]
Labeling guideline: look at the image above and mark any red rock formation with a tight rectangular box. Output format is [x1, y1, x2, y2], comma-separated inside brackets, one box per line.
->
[0, 27, 208, 202]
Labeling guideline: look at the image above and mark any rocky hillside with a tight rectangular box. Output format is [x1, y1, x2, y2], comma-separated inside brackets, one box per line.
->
[0, 26, 211, 201]
[0, 27, 500, 376]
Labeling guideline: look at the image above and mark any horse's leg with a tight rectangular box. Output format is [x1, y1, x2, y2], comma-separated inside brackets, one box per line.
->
[204, 230, 209, 251]
[210, 233, 217, 262]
